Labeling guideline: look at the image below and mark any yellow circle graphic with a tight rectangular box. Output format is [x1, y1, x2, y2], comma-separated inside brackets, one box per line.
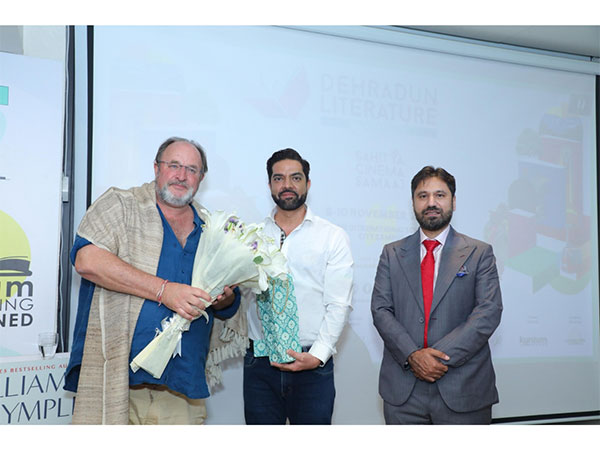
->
[0, 209, 32, 303]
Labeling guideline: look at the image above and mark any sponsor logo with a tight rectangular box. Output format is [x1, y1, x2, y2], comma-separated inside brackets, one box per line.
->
[0, 210, 34, 328]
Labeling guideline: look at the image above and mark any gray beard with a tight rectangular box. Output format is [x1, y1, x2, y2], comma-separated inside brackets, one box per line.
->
[157, 182, 195, 207]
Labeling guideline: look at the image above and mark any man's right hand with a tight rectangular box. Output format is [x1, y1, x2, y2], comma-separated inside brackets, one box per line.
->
[160, 282, 212, 320]
[75, 244, 211, 321]
[407, 348, 450, 383]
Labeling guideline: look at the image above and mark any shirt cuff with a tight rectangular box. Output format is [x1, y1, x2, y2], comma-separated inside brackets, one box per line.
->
[70, 235, 92, 265]
[308, 340, 333, 366]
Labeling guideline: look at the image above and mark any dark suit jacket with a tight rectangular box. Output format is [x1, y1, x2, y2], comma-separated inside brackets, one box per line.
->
[371, 226, 502, 413]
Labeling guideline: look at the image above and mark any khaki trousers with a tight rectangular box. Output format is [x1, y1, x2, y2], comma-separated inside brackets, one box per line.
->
[129, 387, 207, 425]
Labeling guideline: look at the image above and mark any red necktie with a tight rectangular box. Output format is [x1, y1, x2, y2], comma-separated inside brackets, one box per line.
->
[421, 239, 440, 348]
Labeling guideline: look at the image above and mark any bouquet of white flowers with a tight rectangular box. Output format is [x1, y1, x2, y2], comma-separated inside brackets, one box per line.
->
[130, 209, 287, 379]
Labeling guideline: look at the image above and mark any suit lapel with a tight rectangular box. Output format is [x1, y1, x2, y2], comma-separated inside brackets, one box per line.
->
[432, 227, 475, 312]
[393, 230, 424, 313]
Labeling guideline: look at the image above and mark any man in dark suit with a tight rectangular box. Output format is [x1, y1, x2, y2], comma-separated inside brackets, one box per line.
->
[371, 166, 502, 424]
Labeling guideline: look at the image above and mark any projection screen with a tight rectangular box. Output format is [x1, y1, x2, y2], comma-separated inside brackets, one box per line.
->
[88, 26, 599, 423]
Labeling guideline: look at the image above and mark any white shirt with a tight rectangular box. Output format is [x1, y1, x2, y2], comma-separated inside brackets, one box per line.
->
[419, 225, 450, 290]
[247, 205, 354, 364]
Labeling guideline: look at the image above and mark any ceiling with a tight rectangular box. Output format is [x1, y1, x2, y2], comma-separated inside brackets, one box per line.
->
[405, 26, 600, 59]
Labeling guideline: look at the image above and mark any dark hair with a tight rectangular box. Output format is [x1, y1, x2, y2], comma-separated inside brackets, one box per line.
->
[155, 136, 208, 174]
[266, 148, 310, 181]
[411, 166, 456, 197]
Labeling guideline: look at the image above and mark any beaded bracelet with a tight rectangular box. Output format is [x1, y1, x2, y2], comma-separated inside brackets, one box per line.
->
[156, 279, 169, 306]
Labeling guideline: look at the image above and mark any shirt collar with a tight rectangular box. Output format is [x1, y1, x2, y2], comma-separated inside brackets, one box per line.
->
[156, 203, 203, 228]
[419, 225, 450, 248]
[267, 204, 314, 225]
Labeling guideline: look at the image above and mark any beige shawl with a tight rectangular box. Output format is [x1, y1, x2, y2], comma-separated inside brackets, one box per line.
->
[72, 181, 247, 424]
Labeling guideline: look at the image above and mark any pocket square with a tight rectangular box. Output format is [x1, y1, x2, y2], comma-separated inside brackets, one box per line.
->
[456, 265, 469, 277]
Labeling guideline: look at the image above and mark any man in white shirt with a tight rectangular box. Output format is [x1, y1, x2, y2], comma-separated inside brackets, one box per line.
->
[244, 148, 354, 424]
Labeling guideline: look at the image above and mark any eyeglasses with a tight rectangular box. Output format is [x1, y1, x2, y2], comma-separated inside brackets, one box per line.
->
[156, 160, 201, 176]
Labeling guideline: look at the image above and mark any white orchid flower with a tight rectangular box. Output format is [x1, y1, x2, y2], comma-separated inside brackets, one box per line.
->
[130, 210, 288, 379]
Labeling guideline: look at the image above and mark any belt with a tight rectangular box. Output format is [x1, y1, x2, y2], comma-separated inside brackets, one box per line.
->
[248, 339, 311, 354]
[130, 383, 169, 391]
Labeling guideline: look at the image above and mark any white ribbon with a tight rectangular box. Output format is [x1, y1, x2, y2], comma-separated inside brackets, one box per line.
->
[158, 315, 191, 359]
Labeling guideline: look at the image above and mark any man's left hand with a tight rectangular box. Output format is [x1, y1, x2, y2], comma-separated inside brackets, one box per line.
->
[211, 285, 237, 310]
[408, 347, 449, 382]
[270, 350, 322, 372]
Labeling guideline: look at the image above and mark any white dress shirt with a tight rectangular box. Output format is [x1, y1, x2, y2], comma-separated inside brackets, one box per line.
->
[247, 205, 354, 364]
[419, 225, 450, 290]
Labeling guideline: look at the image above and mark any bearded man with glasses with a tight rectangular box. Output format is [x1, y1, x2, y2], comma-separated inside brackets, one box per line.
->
[64, 137, 246, 424]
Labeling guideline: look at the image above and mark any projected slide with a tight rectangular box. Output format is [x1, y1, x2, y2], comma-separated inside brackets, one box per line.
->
[90, 26, 599, 421]
[487, 106, 595, 359]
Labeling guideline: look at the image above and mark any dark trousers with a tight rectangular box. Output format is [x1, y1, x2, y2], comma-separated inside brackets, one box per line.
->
[243, 346, 335, 425]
